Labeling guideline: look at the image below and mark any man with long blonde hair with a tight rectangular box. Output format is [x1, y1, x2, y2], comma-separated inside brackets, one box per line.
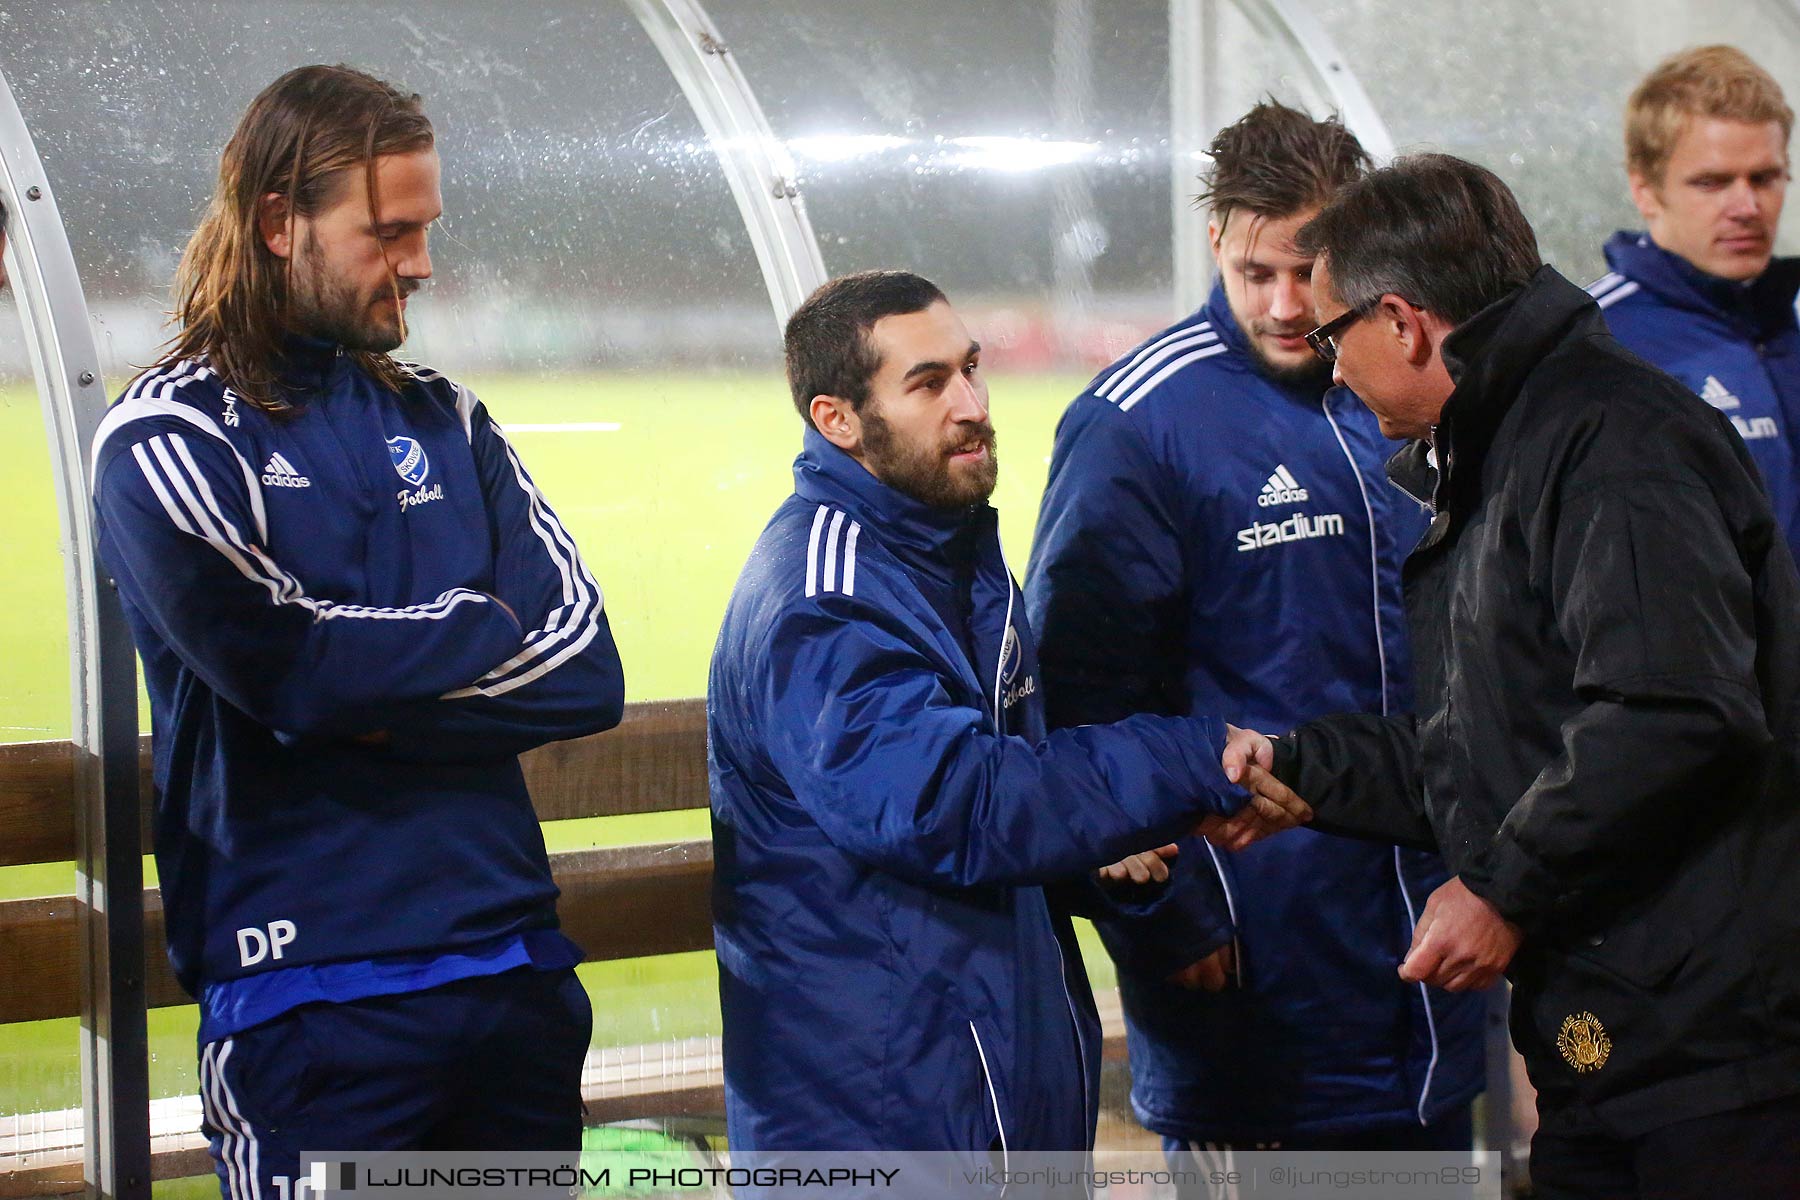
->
[90, 65, 624, 1190]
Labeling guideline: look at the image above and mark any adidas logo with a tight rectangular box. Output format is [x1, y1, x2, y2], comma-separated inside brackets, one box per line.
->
[1257, 464, 1309, 507]
[261, 451, 312, 489]
[1700, 376, 1741, 411]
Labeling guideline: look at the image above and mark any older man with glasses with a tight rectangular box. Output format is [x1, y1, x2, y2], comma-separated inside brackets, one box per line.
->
[1026, 103, 1483, 1177]
[1227, 151, 1800, 1199]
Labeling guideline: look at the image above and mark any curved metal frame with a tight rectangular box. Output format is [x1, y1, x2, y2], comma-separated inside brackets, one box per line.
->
[1169, 0, 1220, 319]
[1253, 0, 1396, 162]
[623, 0, 829, 325]
[0, 7, 820, 1188]
[1, 2, 1422, 1191]
[0, 65, 149, 1200]
[1170, 0, 1399, 313]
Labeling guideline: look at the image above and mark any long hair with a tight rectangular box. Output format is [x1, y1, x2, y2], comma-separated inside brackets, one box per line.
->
[160, 64, 434, 412]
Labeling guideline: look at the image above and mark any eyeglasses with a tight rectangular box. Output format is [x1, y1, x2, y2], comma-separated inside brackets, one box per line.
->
[1304, 301, 1375, 363]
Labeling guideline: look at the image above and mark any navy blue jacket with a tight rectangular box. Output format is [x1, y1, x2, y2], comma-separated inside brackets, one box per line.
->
[708, 428, 1247, 1155]
[1590, 231, 1800, 561]
[1024, 285, 1485, 1140]
[91, 344, 625, 995]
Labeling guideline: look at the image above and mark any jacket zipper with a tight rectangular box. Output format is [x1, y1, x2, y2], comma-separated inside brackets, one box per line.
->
[968, 1021, 1010, 1178]
[1048, 929, 1093, 1142]
[986, 561, 1092, 1155]
[986, 564, 1090, 1151]
[1392, 847, 1442, 1124]
[1321, 396, 1391, 714]
[1203, 842, 1246, 988]
[990, 574, 1016, 728]
[1328, 399, 1441, 1121]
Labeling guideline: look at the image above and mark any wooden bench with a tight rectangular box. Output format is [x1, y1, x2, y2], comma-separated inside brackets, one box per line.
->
[1, 1001, 1132, 1197]
[0, 699, 1132, 1197]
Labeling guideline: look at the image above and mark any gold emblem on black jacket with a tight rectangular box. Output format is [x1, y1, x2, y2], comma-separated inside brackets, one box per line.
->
[1558, 1011, 1612, 1073]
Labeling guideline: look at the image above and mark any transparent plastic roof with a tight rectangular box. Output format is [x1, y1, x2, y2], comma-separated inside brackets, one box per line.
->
[1, 0, 1797, 1158]
[1309, 0, 1800, 279]
[2, 2, 1798, 710]
[0, 285, 67, 747]
[715, 0, 1176, 311]
[0, 1, 795, 711]
[4, 1, 1798, 361]
[0, 0, 774, 378]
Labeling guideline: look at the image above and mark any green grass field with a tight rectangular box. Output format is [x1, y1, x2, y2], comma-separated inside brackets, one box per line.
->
[0, 368, 1082, 741]
[0, 368, 1122, 1144]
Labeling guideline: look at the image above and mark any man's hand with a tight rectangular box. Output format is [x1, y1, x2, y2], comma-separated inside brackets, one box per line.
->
[1200, 725, 1313, 850]
[1168, 942, 1237, 992]
[1097, 843, 1179, 886]
[1398, 876, 1522, 991]
[1221, 723, 1274, 782]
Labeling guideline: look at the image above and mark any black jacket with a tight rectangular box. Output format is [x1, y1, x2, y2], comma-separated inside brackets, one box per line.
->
[1274, 266, 1800, 1138]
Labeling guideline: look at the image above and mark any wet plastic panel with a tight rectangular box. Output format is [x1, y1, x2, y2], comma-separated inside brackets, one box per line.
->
[713, 0, 1390, 558]
[1307, 0, 1800, 280]
[0, 0, 792, 709]
[0, 243, 81, 1136]
[0, 256, 68, 746]
[0, 0, 777, 1161]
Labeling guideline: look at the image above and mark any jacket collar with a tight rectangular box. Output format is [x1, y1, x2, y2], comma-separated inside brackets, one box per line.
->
[1201, 280, 1339, 410]
[1604, 229, 1800, 340]
[274, 332, 347, 393]
[1388, 266, 1599, 520]
[1202, 280, 1251, 357]
[793, 426, 995, 580]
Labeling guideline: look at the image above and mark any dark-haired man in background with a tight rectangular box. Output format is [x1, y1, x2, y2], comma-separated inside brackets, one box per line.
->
[707, 270, 1306, 1157]
[1240, 152, 1800, 1198]
[1590, 46, 1800, 559]
[1026, 102, 1483, 1171]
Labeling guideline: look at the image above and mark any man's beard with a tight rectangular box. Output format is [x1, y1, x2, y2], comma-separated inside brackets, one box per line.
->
[861, 406, 999, 510]
[288, 235, 411, 353]
[1247, 327, 1334, 389]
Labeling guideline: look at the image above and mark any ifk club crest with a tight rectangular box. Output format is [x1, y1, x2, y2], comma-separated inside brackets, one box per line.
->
[1557, 1011, 1612, 1073]
[386, 435, 430, 486]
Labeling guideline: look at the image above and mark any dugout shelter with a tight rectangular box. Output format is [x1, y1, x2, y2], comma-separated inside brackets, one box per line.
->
[2, 1, 1798, 1195]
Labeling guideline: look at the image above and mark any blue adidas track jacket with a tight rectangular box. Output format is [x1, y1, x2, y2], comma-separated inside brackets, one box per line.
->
[91, 339, 625, 996]
[1589, 231, 1800, 563]
[708, 428, 1247, 1155]
[1024, 285, 1485, 1140]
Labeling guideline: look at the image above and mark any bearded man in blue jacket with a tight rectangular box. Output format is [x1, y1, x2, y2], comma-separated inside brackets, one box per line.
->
[1591, 46, 1800, 558]
[91, 67, 624, 1192]
[1024, 103, 1485, 1167]
[708, 271, 1299, 1160]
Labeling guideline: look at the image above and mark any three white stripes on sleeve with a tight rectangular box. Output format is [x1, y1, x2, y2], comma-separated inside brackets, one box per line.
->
[805, 505, 861, 598]
[108, 362, 605, 699]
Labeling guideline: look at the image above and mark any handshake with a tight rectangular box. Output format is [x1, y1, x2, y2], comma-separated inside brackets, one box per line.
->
[1097, 723, 1522, 996]
[1094, 724, 1308, 992]
[1203, 723, 1311, 851]
[1095, 723, 1306, 888]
